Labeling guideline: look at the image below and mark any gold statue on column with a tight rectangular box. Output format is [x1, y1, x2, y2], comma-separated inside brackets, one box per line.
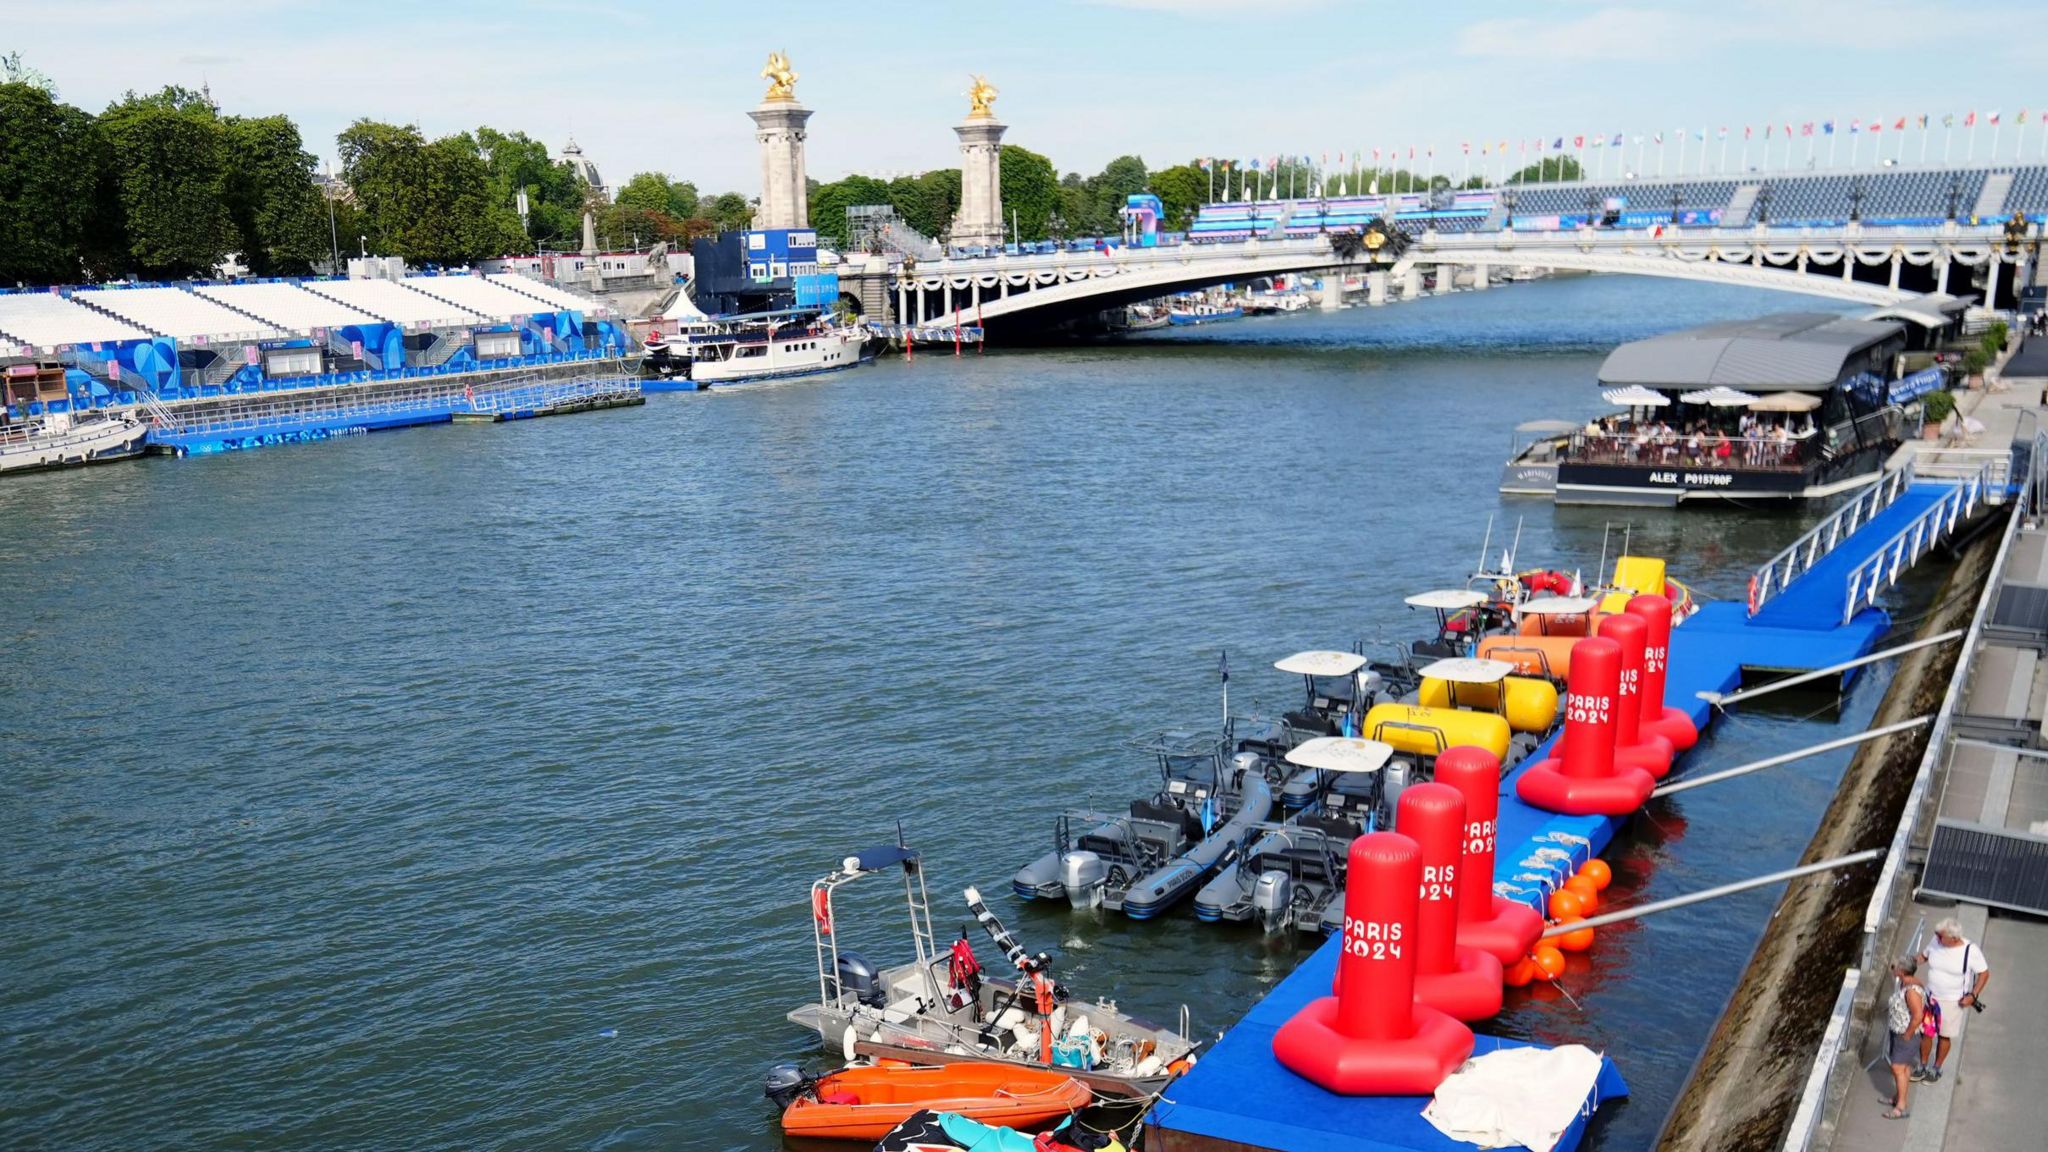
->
[966, 75, 998, 119]
[761, 52, 799, 101]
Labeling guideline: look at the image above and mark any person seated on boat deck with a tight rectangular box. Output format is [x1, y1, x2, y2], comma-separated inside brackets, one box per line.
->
[1712, 429, 1734, 465]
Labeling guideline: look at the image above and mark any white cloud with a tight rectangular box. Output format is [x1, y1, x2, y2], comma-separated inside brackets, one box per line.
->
[1458, 8, 1710, 62]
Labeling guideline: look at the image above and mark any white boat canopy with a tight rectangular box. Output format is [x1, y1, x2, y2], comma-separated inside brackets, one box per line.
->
[1518, 595, 1600, 615]
[1748, 391, 1824, 413]
[1284, 736, 1396, 774]
[1515, 418, 1583, 435]
[1601, 385, 1670, 407]
[1404, 589, 1490, 610]
[1418, 657, 1517, 685]
[1273, 650, 1370, 677]
[1679, 386, 1761, 407]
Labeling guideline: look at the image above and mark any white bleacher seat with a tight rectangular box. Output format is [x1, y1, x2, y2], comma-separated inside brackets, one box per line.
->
[194, 283, 383, 331]
[401, 275, 556, 323]
[0, 292, 154, 348]
[483, 274, 604, 315]
[73, 286, 285, 342]
[301, 279, 483, 327]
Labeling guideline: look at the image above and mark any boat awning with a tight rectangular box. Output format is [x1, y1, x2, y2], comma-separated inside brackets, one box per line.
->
[1601, 385, 1669, 407]
[1748, 391, 1824, 412]
[1273, 650, 1369, 677]
[1856, 294, 1970, 330]
[1405, 589, 1489, 610]
[1679, 386, 1760, 407]
[1284, 736, 1395, 774]
[1598, 312, 1906, 392]
[1515, 418, 1583, 435]
[1518, 595, 1598, 616]
[1418, 657, 1516, 684]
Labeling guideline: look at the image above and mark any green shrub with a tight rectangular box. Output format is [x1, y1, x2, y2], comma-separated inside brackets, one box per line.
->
[1961, 347, 1991, 378]
[1988, 319, 2009, 351]
[1924, 389, 1957, 424]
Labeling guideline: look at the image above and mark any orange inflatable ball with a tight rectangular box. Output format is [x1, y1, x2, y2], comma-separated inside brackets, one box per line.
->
[1532, 945, 1567, 980]
[1557, 917, 1596, 952]
[1547, 888, 1582, 920]
[1504, 957, 1536, 988]
[1564, 875, 1600, 912]
[1579, 858, 1613, 891]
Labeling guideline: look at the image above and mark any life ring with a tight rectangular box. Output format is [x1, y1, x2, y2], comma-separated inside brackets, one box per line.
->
[1745, 575, 1759, 616]
[811, 888, 833, 935]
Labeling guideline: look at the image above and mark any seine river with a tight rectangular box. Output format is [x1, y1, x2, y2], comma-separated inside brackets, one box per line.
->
[0, 276, 1933, 1151]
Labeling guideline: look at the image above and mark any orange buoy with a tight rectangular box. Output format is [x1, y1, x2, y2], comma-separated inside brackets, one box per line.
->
[1532, 945, 1566, 980]
[1547, 888, 1582, 920]
[1503, 957, 1537, 987]
[1579, 859, 1613, 891]
[1556, 917, 1595, 952]
[1564, 875, 1600, 911]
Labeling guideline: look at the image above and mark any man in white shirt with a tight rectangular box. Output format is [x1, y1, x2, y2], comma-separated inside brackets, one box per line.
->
[1914, 917, 1991, 1082]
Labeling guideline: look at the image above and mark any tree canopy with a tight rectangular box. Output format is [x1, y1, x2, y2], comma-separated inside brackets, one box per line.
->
[340, 120, 526, 265]
[998, 144, 1058, 242]
[0, 81, 111, 284]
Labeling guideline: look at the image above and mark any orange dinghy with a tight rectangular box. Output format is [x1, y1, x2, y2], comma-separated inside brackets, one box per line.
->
[777, 1061, 1092, 1142]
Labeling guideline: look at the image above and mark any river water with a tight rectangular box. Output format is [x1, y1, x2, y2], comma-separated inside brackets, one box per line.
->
[0, 276, 1937, 1151]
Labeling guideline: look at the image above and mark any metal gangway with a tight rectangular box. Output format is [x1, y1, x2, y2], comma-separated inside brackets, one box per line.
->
[463, 373, 640, 416]
[1746, 462, 1918, 616]
[1840, 452, 2010, 624]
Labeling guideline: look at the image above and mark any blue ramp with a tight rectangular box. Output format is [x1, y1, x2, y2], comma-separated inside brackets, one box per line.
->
[1749, 484, 1948, 629]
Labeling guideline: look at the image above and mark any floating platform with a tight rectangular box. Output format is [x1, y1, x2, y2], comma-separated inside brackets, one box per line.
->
[1147, 495, 1943, 1152]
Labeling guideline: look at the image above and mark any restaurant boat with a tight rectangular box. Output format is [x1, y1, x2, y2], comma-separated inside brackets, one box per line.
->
[2, 363, 148, 476]
[1505, 313, 1920, 506]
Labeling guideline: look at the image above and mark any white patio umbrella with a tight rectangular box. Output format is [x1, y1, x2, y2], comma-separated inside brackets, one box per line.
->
[1600, 385, 1670, 407]
[1747, 391, 1823, 412]
[1679, 386, 1761, 407]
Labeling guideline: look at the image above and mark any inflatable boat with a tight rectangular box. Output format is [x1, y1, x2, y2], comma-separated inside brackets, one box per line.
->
[768, 1061, 1090, 1141]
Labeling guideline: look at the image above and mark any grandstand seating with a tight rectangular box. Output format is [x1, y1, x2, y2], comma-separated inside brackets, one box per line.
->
[195, 282, 384, 330]
[402, 274, 566, 322]
[484, 273, 603, 314]
[303, 279, 483, 326]
[0, 292, 154, 349]
[72, 286, 285, 342]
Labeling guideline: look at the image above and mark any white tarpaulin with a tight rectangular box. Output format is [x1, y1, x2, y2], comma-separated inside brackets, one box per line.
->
[1423, 1044, 1607, 1152]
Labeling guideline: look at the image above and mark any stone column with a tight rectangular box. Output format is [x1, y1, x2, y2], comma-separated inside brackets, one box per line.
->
[1402, 265, 1424, 300]
[1320, 274, 1343, 311]
[951, 117, 1008, 248]
[749, 99, 813, 230]
[1433, 264, 1454, 293]
[1471, 263, 1490, 290]
[1368, 269, 1388, 306]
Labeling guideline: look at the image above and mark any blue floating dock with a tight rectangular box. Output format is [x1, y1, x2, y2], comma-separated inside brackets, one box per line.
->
[1146, 489, 1945, 1152]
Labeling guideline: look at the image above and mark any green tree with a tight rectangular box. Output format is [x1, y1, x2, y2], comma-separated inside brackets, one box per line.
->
[475, 127, 583, 249]
[616, 171, 698, 221]
[808, 174, 889, 247]
[0, 81, 108, 284]
[340, 120, 523, 265]
[888, 169, 960, 239]
[1505, 156, 1583, 184]
[222, 114, 328, 275]
[98, 86, 236, 277]
[998, 144, 1058, 242]
[704, 191, 753, 233]
[1088, 154, 1148, 229]
[1148, 162, 1207, 231]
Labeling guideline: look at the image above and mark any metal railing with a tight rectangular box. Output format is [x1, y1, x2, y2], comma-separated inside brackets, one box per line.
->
[150, 379, 482, 441]
[465, 374, 639, 414]
[1840, 456, 2000, 625]
[1748, 462, 1915, 616]
[1778, 440, 2031, 1152]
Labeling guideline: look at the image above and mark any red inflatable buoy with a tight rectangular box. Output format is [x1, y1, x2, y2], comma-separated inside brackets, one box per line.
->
[1271, 832, 1474, 1096]
[1515, 636, 1656, 816]
[1432, 746, 1543, 966]
[1598, 613, 1675, 780]
[1627, 594, 1699, 752]
[1398, 783, 1504, 1021]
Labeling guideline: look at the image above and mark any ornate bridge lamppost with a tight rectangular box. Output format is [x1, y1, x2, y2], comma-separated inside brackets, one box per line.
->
[1848, 177, 1866, 225]
[1669, 187, 1683, 225]
[1946, 176, 1963, 222]
[1755, 184, 1773, 227]
[1501, 188, 1517, 229]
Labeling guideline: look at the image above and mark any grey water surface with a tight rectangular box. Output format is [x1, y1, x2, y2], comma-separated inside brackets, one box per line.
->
[1, 276, 1925, 1151]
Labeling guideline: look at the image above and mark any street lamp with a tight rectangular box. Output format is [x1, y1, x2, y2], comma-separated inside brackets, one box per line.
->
[1669, 187, 1683, 225]
[1947, 176, 1963, 222]
[1848, 177, 1865, 224]
[1501, 188, 1517, 229]
[1755, 185, 1772, 226]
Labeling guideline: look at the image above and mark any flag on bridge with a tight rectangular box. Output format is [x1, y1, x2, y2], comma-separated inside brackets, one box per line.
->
[1871, 118, 1882, 134]
[2019, 110, 2030, 124]
[1943, 113, 1954, 127]
[1896, 116, 1907, 130]
[1849, 119, 1860, 133]
[1745, 125, 1753, 139]
[1990, 110, 2001, 125]
[1610, 133, 1622, 146]
[1573, 134, 1584, 147]
[1653, 131, 1663, 144]
[1802, 122, 1814, 136]
[1717, 126, 1728, 139]
[1551, 137, 1564, 149]
[1822, 120, 1834, 134]
[1965, 111, 1976, 126]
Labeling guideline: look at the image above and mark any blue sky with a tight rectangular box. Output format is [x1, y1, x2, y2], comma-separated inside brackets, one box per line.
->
[7, 0, 2048, 194]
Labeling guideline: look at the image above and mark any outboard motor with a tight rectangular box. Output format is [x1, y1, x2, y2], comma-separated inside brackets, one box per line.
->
[828, 950, 886, 1008]
[1059, 850, 1107, 910]
[1252, 869, 1294, 934]
[1381, 759, 1413, 825]
[1229, 750, 1264, 789]
[763, 1062, 813, 1110]
[1356, 669, 1385, 708]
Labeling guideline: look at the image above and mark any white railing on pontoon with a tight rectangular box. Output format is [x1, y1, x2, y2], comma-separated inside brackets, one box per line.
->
[1840, 455, 2004, 625]
[1747, 463, 1915, 616]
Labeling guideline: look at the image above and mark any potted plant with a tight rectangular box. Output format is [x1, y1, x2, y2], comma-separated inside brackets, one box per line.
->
[1961, 346, 1990, 386]
[1922, 388, 1957, 440]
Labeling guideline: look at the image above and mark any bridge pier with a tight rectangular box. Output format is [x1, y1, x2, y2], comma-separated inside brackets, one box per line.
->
[1471, 263, 1489, 291]
[1320, 274, 1343, 312]
[1433, 264, 1454, 294]
[1402, 265, 1424, 300]
[1368, 270, 1388, 306]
